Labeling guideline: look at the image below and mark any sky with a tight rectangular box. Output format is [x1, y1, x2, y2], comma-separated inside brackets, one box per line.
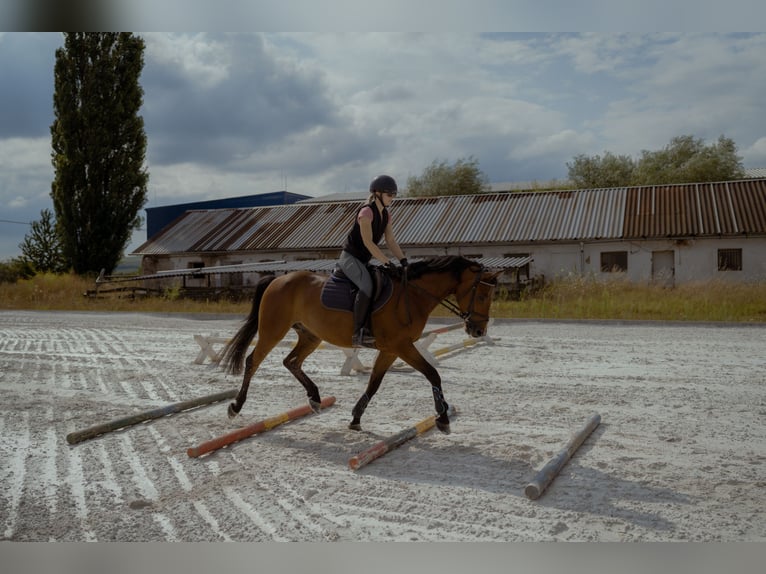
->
[1, 27, 766, 259]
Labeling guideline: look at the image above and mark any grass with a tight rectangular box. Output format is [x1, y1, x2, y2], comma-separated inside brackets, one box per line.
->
[492, 274, 766, 323]
[0, 273, 248, 315]
[2, 272, 765, 323]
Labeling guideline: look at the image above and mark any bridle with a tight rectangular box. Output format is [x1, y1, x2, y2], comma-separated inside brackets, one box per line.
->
[403, 264, 494, 330]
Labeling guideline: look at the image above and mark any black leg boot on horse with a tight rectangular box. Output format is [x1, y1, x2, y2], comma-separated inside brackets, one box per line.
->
[351, 290, 376, 348]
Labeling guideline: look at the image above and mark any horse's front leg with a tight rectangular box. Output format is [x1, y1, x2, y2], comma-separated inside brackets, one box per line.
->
[349, 352, 398, 430]
[397, 343, 450, 433]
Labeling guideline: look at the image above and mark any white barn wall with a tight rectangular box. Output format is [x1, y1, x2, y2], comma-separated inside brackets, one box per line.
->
[539, 238, 766, 284]
[406, 237, 766, 286]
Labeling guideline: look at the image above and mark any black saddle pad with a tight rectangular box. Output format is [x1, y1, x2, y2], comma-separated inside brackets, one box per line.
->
[320, 268, 393, 313]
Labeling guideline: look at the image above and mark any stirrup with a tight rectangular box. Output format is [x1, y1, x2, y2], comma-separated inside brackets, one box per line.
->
[352, 329, 376, 349]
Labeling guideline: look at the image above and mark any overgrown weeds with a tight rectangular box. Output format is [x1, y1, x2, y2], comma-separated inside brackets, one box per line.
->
[492, 274, 766, 322]
[0, 273, 248, 314]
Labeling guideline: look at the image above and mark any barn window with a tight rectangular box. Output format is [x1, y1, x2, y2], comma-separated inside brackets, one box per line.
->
[718, 248, 742, 271]
[188, 261, 205, 278]
[600, 251, 627, 272]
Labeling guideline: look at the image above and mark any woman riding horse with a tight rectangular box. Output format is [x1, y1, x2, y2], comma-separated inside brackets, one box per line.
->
[338, 174, 408, 348]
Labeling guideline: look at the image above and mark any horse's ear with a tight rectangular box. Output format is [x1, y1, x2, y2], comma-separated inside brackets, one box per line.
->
[485, 270, 503, 283]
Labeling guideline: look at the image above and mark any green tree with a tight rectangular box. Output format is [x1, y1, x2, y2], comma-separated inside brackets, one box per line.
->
[0, 258, 35, 284]
[50, 32, 149, 275]
[633, 135, 745, 185]
[567, 152, 635, 189]
[19, 208, 68, 273]
[567, 135, 745, 189]
[406, 156, 491, 197]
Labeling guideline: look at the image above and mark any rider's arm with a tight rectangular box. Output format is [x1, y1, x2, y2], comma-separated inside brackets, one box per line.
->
[384, 223, 406, 261]
[359, 216, 392, 265]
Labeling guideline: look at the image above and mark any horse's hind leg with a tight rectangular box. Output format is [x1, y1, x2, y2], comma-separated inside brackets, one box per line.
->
[283, 324, 323, 412]
[349, 351, 397, 430]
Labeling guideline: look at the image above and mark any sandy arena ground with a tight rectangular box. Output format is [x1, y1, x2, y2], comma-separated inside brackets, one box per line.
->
[0, 310, 764, 542]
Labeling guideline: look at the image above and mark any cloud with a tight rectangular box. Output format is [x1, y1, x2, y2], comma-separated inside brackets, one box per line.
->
[556, 34, 766, 157]
[141, 33, 345, 169]
[742, 137, 766, 166]
[3, 32, 766, 260]
[0, 137, 53, 212]
[0, 33, 60, 138]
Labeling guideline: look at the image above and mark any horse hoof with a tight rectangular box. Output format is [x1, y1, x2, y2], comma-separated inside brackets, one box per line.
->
[348, 422, 361, 431]
[227, 403, 239, 419]
[436, 420, 451, 434]
[309, 399, 322, 414]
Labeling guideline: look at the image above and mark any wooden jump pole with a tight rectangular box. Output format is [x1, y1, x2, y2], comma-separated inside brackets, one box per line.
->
[66, 389, 238, 445]
[431, 336, 483, 358]
[524, 412, 601, 500]
[348, 405, 456, 471]
[420, 322, 464, 337]
[187, 396, 336, 458]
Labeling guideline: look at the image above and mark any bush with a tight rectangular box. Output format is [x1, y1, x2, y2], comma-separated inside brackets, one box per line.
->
[0, 258, 35, 284]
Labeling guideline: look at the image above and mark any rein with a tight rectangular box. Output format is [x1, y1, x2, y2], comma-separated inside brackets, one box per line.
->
[398, 265, 490, 324]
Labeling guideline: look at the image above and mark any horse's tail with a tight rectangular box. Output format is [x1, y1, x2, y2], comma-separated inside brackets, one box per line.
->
[219, 275, 277, 375]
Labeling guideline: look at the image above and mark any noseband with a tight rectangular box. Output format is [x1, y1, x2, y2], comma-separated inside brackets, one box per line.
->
[456, 266, 494, 331]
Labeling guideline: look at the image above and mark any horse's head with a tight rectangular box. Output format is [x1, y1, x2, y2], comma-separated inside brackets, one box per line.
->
[455, 264, 502, 337]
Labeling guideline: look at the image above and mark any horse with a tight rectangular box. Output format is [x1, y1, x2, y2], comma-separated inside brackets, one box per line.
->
[219, 255, 502, 433]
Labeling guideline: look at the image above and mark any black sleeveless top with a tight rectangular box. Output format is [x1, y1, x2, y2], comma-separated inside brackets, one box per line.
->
[342, 202, 390, 263]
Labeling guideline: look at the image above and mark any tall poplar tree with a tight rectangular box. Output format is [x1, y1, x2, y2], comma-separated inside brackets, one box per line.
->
[51, 33, 149, 275]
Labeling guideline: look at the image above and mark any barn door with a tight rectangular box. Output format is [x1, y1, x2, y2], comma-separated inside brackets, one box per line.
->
[652, 250, 675, 287]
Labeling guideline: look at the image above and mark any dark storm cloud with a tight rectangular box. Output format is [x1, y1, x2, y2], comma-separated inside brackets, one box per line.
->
[0, 33, 61, 138]
[141, 34, 351, 168]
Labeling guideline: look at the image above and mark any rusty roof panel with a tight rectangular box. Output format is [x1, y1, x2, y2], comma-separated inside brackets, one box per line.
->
[390, 190, 626, 245]
[622, 180, 766, 238]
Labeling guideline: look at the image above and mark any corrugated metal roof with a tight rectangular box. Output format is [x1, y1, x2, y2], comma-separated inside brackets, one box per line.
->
[132, 179, 766, 256]
[390, 190, 626, 244]
[145, 191, 310, 237]
[744, 168, 766, 179]
[623, 180, 766, 238]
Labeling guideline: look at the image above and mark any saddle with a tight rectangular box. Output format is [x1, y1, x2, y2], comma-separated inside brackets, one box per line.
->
[320, 265, 393, 313]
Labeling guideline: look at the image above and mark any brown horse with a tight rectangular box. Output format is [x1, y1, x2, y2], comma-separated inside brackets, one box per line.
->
[219, 256, 501, 433]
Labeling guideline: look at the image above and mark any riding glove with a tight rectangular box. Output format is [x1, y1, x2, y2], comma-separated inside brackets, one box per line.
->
[385, 260, 400, 278]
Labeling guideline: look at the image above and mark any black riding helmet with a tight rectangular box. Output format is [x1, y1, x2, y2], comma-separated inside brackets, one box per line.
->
[369, 174, 398, 196]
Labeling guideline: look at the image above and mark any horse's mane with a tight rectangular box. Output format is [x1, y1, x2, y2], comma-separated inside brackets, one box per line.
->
[405, 256, 479, 280]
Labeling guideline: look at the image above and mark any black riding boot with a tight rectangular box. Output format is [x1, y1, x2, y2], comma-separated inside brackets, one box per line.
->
[351, 291, 375, 348]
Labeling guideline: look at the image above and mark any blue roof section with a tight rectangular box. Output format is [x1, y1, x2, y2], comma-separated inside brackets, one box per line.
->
[145, 191, 312, 239]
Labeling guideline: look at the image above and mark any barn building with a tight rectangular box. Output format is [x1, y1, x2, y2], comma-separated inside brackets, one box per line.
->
[131, 178, 766, 293]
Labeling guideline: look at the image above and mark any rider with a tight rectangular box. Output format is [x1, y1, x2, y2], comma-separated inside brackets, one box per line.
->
[339, 174, 408, 348]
